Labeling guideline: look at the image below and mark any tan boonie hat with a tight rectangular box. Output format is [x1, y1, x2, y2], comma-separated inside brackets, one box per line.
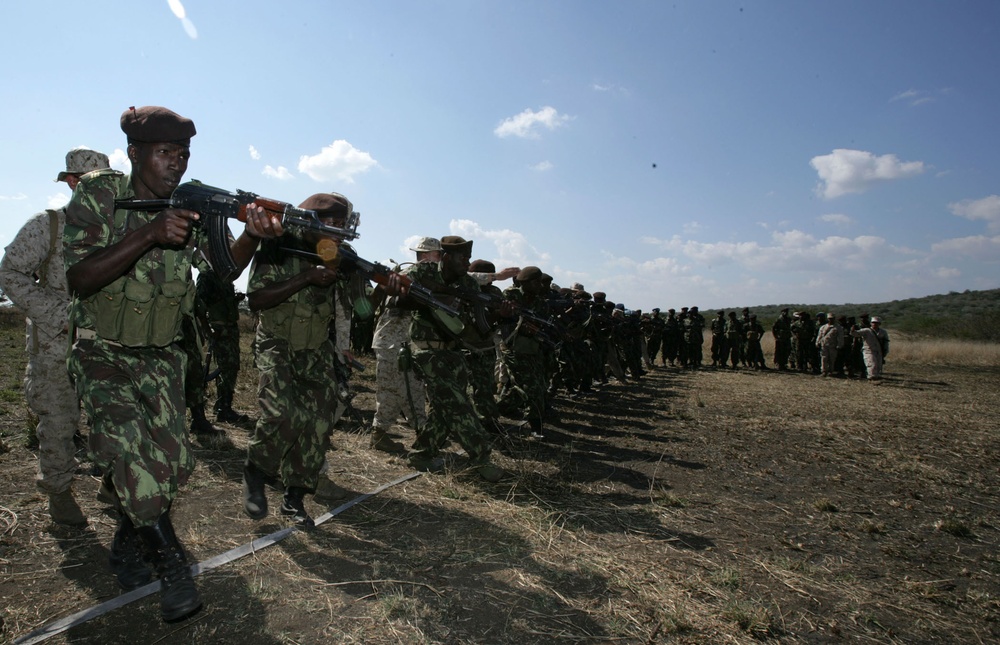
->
[409, 236, 442, 252]
[56, 146, 110, 182]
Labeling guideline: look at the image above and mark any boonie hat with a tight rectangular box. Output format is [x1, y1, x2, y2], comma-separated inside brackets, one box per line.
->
[409, 237, 442, 252]
[56, 147, 110, 182]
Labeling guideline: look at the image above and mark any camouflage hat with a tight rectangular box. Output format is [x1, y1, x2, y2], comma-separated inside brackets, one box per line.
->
[827, 312, 835, 319]
[516, 266, 542, 282]
[56, 146, 110, 182]
[468, 259, 495, 273]
[120, 105, 196, 144]
[440, 235, 473, 254]
[871, 316, 881, 324]
[298, 192, 352, 219]
[409, 236, 442, 252]
[614, 303, 625, 310]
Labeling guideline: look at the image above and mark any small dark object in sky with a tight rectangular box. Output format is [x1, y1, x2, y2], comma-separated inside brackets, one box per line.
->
[652, 163, 657, 168]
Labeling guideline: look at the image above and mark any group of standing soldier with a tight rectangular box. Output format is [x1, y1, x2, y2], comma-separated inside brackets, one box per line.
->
[0, 103, 892, 627]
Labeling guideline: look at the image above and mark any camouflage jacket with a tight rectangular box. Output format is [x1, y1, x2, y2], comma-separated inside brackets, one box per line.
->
[407, 261, 479, 343]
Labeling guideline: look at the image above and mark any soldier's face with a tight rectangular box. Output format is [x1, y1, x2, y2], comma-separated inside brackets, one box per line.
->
[129, 142, 190, 199]
[442, 250, 470, 277]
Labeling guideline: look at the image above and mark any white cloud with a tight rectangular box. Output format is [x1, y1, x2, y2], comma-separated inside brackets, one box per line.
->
[681, 221, 701, 235]
[108, 148, 129, 172]
[493, 106, 571, 139]
[0, 193, 28, 201]
[249, 145, 261, 160]
[948, 195, 1000, 232]
[810, 149, 925, 199]
[47, 193, 69, 209]
[530, 161, 553, 172]
[933, 267, 961, 279]
[262, 165, 293, 180]
[448, 219, 550, 268]
[297, 140, 378, 184]
[930, 235, 1000, 260]
[820, 213, 853, 226]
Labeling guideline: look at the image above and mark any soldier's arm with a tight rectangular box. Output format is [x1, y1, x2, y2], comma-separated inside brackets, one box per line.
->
[0, 213, 69, 333]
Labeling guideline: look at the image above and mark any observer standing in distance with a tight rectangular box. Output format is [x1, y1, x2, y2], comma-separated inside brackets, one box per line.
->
[0, 146, 110, 527]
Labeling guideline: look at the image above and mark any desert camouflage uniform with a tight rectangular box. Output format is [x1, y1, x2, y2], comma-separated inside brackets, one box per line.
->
[407, 261, 492, 465]
[850, 325, 888, 380]
[64, 170, 202, 526]
[0, 208, 81, 495]
[815, 322, 844, 376]
[248, 239, 350, 492]
[372, 269, 427, 433]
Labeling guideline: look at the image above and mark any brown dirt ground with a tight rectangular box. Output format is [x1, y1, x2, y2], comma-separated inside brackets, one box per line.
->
[1, 311, 998, 644]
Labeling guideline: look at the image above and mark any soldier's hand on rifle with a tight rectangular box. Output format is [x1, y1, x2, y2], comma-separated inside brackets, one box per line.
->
[499, 300, 515, 317]
[243, 203, 284, 239]
[152, 208, 199, 245]
[384, 272, 408, 297]
[305, 265, 338, 287]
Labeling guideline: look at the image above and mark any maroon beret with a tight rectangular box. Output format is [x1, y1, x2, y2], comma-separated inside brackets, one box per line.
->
[469, 259, 496, 273]
[121, 106, 196, 143]
[592, 291, 606, 303]
[516, 266, 542, 282]
[298, 193, 351, 219]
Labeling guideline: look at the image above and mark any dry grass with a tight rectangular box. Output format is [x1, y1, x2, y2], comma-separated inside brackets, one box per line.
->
[0, 312, 998, 644]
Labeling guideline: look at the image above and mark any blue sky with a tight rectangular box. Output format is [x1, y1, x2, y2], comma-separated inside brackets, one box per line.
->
[2, 1, 999, 311]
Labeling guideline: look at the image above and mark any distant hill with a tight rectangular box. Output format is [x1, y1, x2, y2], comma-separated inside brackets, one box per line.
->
[724, 288, 1000, 342]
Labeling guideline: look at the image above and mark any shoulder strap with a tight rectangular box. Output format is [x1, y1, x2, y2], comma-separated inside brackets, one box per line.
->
[36, 209, 61, 287]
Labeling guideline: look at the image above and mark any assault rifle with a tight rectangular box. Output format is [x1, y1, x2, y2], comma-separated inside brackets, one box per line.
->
[453, 288, 564, 349]
[114, 180, 361, 282]
[280, 244, 465, 336]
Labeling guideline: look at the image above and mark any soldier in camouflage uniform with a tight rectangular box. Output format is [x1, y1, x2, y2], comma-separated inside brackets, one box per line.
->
[242, 193, 356, 529]
[460, 259, 505, 430]
[710, 310, 727, 367]
[403, 236, 504, 481]
[771, 308, 793, 370]
[684, 306, 706, 369]
[64, 106, 280, 622]
[746, 314, 768, 369]
[368, 238, 438, 453]
[724, 311, 743, 369]
[662, 308, 680, 366]
[196, 268, 250, 423]
[645, 308, 665, 367]
[0, 147, 110, 527]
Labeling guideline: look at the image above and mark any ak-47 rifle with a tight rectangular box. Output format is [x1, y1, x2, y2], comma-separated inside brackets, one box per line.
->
[454, 287, 564, 349]
[283, 244, 465, 336]
[114, 180, 361, 282]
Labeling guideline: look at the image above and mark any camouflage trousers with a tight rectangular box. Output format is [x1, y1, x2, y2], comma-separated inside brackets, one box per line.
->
[463, 346, 499, 422]
[68, 339, 192, 527]
[209, 322, 242, 404]
[498, 349, 546, 422]
[250, 336, 344, 492]
[26, 337, 81, 495]
[372, 345, 426, 431]
[410, 346, 491, 464]
[182, 317, 207, 409]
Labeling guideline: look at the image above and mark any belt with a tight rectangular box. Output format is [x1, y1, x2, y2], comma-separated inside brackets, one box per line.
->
[74, 327, 122, 347]
[410, 339, 455, 351]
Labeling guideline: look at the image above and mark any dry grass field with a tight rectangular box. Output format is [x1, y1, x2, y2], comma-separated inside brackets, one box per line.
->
[1, 307, 998, 644]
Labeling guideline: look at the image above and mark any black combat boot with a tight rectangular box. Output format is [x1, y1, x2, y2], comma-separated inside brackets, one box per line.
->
[242, 460, 268, 520]
[135, 513, 202, 623]
[190, 404, 224, 436]
[109, 513, 153, 590]
[280, 486, 314, 529]
[214, 393, 250, 424]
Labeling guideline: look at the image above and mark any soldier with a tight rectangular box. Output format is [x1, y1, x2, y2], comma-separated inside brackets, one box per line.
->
[710, 310, 726, 367]
[662, 308, 681, 366]
[792, 311, 817, 373]
[684, 306, 705, 369]
[850, 316, 889, 381]
[368, 237, 439, 453]
[242, 193, 357, 529]
[588, 292, 615, 383]
[197, 268, 251, 423]
[645, 308, 665, 367]
[0, 146, 110, 527]
[404, 236, 504, 481]
[746, 314, 768, 369]
[772, 308, 792, 370]
[461, 259, 504, 430]
[498, 266, 552, 438]
[64, 106, 281, 622]
[816, 312, 844, 377]
[724, 311, 743, 369]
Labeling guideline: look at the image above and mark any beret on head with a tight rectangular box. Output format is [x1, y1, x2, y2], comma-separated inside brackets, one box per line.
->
[614, 303, 625, 310]
[298, 192, 351, 220]
[516, 266, 542, 282]
[469, 259, 496, 273]
[121, 106, 196, 143]
[571, 282, 585, 291]
[593, 291, 606, 302]
[558, 287, 572, 296]
[541, 273, 553, 284]
[576, 290, 592, 301]
[440, 235, 473, 254]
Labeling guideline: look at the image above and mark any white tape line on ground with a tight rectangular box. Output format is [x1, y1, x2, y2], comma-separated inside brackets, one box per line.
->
[13, 471, 422, 645]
